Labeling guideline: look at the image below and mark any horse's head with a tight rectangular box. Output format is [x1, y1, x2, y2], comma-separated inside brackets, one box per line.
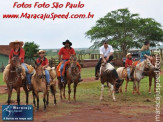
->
[69, 55, 78, 73]
[35, 61, 43, 75]
[10, 56, 22, 73]
[144, 58, 156, 70]
[115, 79, 124, 93]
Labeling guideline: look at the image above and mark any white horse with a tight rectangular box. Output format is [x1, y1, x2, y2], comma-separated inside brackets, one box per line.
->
[117, 59, 156, 95]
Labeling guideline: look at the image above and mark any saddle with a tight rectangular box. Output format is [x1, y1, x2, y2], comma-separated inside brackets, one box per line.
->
[56, 61, 81, 77]
[122, 67, 135, 81]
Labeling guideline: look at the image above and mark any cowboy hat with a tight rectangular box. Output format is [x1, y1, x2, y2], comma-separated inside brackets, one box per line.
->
[9, 40, 24, 48]
[63, 40, 72, 46]
[37, 50, 46, 54]
[126, 53, 132, 58]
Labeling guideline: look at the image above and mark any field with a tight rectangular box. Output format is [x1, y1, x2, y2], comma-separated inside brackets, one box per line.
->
[0, 67, 163, 122]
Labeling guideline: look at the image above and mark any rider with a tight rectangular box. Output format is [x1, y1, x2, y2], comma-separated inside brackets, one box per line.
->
[8, 40, 32, 89]
[140, 40, 152, 62]
[125, 53, 133, 81]
[58, 40, 82, 83]
[95, 40, 122, 83]
[36, 50, 50, 89]
[95, 40, 114, 80]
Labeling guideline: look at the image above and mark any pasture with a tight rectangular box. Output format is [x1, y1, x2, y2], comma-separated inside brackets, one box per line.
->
[0, 67, 163, 121]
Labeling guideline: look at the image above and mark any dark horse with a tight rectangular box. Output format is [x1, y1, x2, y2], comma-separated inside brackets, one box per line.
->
[31, 61, 56, 112]
[58, 55, 80, 102]
[5, 56, 28, 105]
[100, 62, 123, 101]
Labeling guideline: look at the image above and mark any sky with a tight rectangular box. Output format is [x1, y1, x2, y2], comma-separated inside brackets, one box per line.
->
[0, 0, 163, 49]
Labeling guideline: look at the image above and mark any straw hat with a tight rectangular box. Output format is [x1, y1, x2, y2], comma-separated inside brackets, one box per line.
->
[126, 53, 132, 58]
[9, 40, 24, 48]
[37, 50, 46, 54]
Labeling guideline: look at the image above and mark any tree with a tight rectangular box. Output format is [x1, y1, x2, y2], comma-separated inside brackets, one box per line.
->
[23, 42, 39, 61]
[85, 8, 163, 56]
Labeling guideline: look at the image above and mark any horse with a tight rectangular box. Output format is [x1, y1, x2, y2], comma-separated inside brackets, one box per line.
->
[3, 56, 28, 105]
[117, 58, 156, 95]
[58, 55, 80, 102]
[100, 62, 123, 101]
[31, 61, 57, 111]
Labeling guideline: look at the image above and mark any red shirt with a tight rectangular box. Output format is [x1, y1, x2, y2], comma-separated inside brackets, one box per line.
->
[125, 58, 133, 68]
[36, 57, 49, 67]
[9, 48, 25, 63]
[58, 47, 76, 60]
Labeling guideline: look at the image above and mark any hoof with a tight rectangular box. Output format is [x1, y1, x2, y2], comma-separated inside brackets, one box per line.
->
[149, 92, 151, 94]
[113, 99, 116, 102]
[68, 100, 71, 103]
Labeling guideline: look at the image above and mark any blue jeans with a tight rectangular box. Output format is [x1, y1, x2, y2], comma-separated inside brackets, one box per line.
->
[45, 70, 50, 84]
[140, 58, 145, 62]
[21, 63, 32, 85]
[127, 67, 131, 79]
[60, 60, 68, 82]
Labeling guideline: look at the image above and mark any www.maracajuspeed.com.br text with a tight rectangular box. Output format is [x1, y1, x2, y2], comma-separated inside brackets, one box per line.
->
[2, 12, 94, 20]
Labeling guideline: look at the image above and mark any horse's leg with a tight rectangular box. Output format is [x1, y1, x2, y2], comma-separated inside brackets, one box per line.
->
[23, 85, 29, 105]
[137, 81, 140, 95]
[68, 83, 71, 102]
[63, 83, 66, 99]
[43, 91, 47, 112]
[16, 88, 20, 105]
[54, 90, 57, 105]
[100, 83, 104, 101]
[111, 84, 116, 102]
[125, 80, 129, 92]
[34, 92, 39, 111]
[149, 76, 152, 94]
[154, 76, 156, 93]
[46, 91, 49, 106]
[73, 82, 78, 102]
[7, 88, 12, 105]
[133, 81, 136, 95]
[32, 91, 36, 107]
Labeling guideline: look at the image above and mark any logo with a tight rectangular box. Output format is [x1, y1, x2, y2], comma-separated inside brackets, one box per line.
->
[2, 105, 33, 121]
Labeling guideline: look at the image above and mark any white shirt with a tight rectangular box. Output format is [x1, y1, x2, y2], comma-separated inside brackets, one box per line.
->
[100, 45, 114, 58]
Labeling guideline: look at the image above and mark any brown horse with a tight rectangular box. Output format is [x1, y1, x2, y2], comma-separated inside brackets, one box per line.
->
[58, 55, 80, 102]
[32, 61, 57, 111]
[4, 56, 28, 105]
[100, 62, 123, 101]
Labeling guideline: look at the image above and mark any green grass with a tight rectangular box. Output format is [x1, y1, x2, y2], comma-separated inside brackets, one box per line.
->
[81, 67, 95, 78]
[0, 73, 5, 85]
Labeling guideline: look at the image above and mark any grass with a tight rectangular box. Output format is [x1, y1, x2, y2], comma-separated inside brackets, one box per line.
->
[0, 66, 163, 120]
[0, 73, 5, 85]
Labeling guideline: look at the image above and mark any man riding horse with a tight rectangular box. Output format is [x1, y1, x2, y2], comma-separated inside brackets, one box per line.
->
[58, 40, 82, 83]
[95, 40, 122, 83]
[36, 50, 51, 90]
[3, 40, 33, 90]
